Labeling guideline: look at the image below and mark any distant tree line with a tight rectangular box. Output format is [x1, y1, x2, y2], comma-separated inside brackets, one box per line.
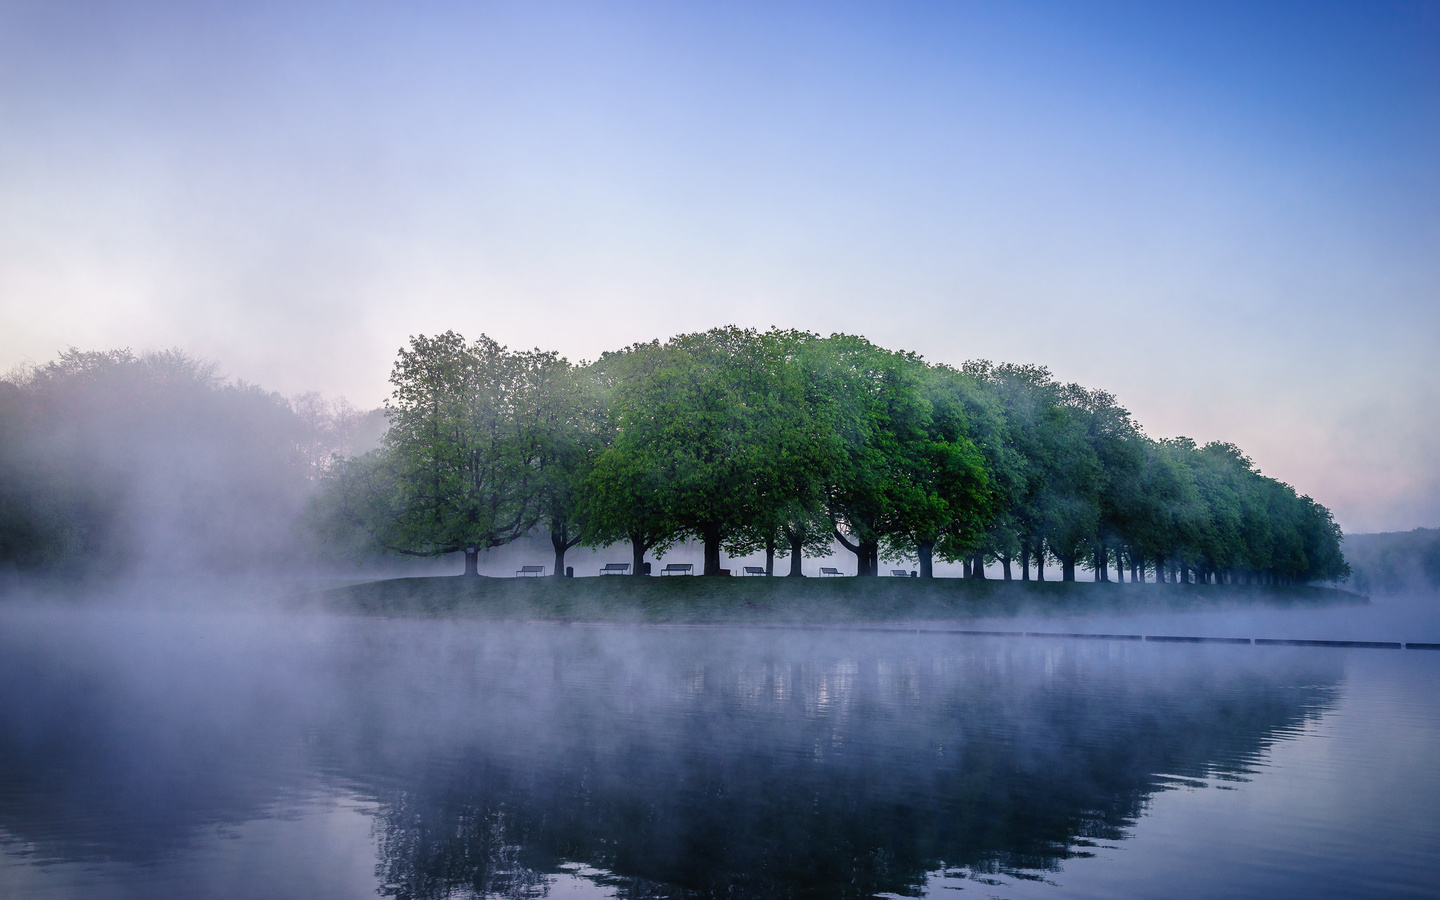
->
[1341, 529, 1440, 594]
[316, 327, 1349, 584]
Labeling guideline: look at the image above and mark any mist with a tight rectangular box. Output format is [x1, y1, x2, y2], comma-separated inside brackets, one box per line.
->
[0, 348, 397, 585]
[1, 340, 1437, 896]
[11, 605, 1433, 899]
[1341, 529, 1440, 596]
[3, 4, 1439, 895]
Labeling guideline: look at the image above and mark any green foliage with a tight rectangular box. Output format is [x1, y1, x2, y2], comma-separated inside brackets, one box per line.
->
[293, 329, 1357, 587]
[3, 337, 1352, 589]
[814, 336, 940, 575]
[378, 332, 586, 572]
[585, 328, 831, 574]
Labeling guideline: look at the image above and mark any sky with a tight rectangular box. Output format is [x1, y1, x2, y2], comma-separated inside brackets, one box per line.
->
[1, 0, 1436, 533]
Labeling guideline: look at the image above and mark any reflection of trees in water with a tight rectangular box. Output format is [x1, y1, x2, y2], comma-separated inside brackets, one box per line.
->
[0, 617, 1343, 897]
[375, 799, 551, 900]
[356, 633, 1340, 900]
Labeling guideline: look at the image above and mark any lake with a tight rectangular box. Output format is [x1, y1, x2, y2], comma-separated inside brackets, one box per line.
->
[1, 599, 1437, 899]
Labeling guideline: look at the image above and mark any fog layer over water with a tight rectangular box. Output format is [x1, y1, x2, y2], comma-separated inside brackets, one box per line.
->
[1, 601, 1437, 899]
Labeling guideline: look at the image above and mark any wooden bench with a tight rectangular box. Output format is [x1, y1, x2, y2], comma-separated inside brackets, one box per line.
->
[743, 566, 765, 576]
[819, 567, 842, 577]
[891, 569, 910, 577]
[599, 562, 630, 575]
[660, 563, 694, 576]
[516, 565, 545, 577]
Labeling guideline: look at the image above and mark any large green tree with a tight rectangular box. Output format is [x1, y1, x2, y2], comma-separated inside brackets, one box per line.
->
[816, 336, 942, 577]
[383, 332, 545, 575]
[512, 350, 602, 577]
[587, 328, 818, 575]
[881, 364, 995, 578]
[581, 341, 681, 575]
[721, 330, 844, 576]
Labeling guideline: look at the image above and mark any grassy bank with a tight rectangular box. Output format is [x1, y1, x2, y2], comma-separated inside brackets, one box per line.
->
[310, 575, 1364, 624]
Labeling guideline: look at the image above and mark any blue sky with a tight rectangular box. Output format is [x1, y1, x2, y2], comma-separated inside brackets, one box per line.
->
[1, 1, 1437, 531]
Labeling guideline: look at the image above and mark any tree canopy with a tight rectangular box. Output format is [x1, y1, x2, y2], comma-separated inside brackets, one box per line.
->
[312, 327, 1349, 585]
[0, 334, 1348, 586]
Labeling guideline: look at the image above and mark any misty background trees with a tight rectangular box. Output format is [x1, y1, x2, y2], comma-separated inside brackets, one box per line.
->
[0, 331, 1351, 584]
[0, 349, 382, 578]
[1342, 528, 1440, 594]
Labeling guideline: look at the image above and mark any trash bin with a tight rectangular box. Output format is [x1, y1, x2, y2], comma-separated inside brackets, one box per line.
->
[566, 566, 573, 578]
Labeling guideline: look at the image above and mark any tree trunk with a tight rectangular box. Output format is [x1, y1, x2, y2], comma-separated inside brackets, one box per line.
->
[1180, 562, 1190, 584]
[630, 532, 649, 575]
[1021, 545, 1030, 581]
[1001, 554, 1012, 581]
[972, 552, 986, 580]
[918, 541, 934, 578]
[1036, 547, 1045, 581]
[787, 530, 805, 577]
[834, 529, 876, 576]
[551, 527, 580, 578]
[463, 547, 479, 576]
[702, 521, 722, 576]
[765, 535, 775, 576]
[1061, 553, 1076, 582]
[1132, 551, 1142, 582]
[962, 558, 971, 579]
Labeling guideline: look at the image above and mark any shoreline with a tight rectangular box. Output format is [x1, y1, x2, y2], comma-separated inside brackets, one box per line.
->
[310, 575, 1366, 625]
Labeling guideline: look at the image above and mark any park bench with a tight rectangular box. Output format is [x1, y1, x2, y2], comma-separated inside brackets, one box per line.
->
[891, 569, 909, 577]
[819, 567, 842, 577]
[660, 563, 694, 576]
[599, 562, 630, 575]
[743, 566, 765, 576]
[516, 565, 545, 577]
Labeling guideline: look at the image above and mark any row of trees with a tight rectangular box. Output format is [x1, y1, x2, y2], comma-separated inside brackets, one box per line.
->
[317, 327, 1348, 583]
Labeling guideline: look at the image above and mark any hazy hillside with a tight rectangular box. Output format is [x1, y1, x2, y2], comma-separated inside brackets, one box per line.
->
[1343, 529, 1440, 594]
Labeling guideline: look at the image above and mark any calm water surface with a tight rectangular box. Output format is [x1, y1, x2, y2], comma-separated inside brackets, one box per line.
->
[0, 603, 1436, 899]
